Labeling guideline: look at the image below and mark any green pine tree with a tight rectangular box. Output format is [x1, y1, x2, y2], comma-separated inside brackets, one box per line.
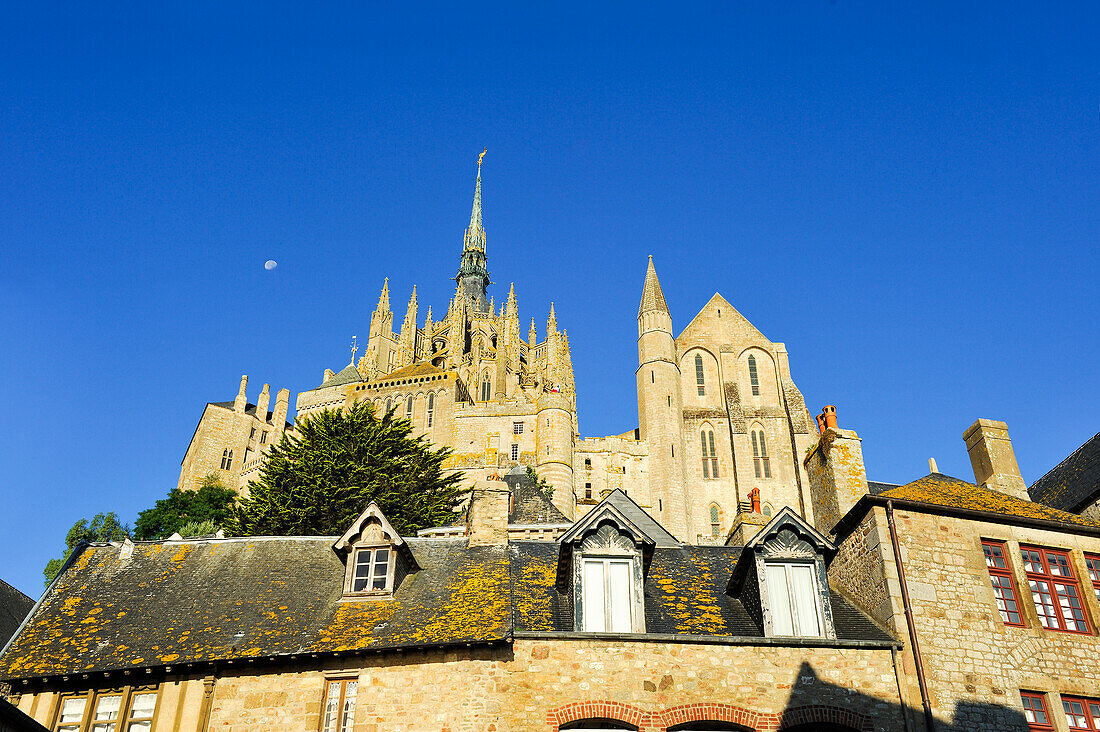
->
[43, 512, 129, 587]
[234, 401, 465, 537]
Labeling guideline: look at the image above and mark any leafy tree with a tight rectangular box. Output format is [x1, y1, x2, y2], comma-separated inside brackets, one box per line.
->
[234, 401, 465, 537]
[43, 512, 129, 587]
[133, 475, 237, 540]
[525, 465, 554, 502]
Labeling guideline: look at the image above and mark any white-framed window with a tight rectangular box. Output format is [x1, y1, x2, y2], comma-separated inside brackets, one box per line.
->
[320, 679, 358, 732]
[510, 443, 519, 461]
[513, 421, 524, 434]
[56, 688, 158, 732]
[581, 557, 635, 633]
[349, 547, 392, 593]
[765, 562, 824, 637]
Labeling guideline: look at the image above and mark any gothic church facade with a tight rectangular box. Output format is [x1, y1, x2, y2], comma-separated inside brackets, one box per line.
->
[179, 159, 815, 543]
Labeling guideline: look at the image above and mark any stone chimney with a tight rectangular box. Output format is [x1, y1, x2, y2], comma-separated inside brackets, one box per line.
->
[963, 419, 1029, 501]
[466, 482, 510, 547]
[234, 375, 248, 414]
[803, 405, 868, 535]
[256, 384, 270, 420]
[272, 388, 290, 432]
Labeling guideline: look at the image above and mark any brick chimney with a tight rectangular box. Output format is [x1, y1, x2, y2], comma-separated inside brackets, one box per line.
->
[963, 419, 1029, 501]
[803, 405, 868, 534]
[466, 482, 510, 546]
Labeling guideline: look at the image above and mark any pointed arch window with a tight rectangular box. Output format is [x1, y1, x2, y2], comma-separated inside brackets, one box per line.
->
[700, 429, 719, 478]
[481, 373, 492, 402]
[405, 395, 414, 420]
[748, 355, 760, 396]
[751, 428, 771, 478]
[426, 393, 435, 427]
[710, 504, 721, 537]
[694, 353, 705, 396]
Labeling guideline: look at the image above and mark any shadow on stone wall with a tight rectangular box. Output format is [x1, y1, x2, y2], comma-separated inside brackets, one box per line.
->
[780, 662, 1031, 732]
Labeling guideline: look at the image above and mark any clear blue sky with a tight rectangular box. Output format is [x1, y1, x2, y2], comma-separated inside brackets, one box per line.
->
[1, 2, 1097, 596]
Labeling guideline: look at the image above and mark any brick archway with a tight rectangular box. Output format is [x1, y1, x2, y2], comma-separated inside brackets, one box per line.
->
[654, 703, 759, 730]
[546, 702, 873, 732]
[547, 701, 647, 731]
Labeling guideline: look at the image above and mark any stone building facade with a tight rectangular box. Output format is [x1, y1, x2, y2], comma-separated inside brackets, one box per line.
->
[179, 160, 814, 542]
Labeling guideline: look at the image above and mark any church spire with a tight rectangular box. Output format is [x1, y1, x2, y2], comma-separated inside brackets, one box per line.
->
[455, 149, 490, 314]
[638, 255, 669, 316]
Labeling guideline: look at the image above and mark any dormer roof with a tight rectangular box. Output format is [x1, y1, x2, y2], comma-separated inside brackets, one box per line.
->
[333, 502, 419, 570]
[729, 507, 835, 592]
[557, 489, 678, 549]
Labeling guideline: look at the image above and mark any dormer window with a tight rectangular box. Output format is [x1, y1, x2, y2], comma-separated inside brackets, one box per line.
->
[351, 546, 391, 593]
[729, 507, 837, 640]
[557, 489, 680, 636]
[764, 562, 824, 636]
[333, 502, 418, 599]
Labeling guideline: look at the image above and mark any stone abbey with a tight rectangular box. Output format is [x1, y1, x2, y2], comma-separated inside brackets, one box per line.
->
[6, 156, 1100, 732]
[177, 158, 816, 544]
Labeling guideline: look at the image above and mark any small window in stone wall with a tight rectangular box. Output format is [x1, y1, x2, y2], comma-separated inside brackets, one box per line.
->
[260, 431, 267, 444]
[748, 355, 760, 396]
[1021, 691, 1053, 732]
[1021, 545, 1090, 634]
[250, 427, 256, 440]
[510, 443, 519, 461]
[1085, 554, 1100, 603]
[1062, 695, 1100, 730]
[406, 395, 414, 419]
[320, 679, 358, 732]
[585, 483, 592, 499]
[710, 504, 720, 537]
[220, 449, 233, 470]
[751, 429, 770, 478]
[982, 540, 1024, 626]
[695, 353, 705, 396]
[426, 393, 435, 427]
[513, 421, 524, 434]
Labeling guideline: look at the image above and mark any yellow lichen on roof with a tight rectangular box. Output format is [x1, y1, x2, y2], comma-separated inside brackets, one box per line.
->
[647, 551, 729, 634]
[412, 551, 509, 643]
[512, 555, 558, 631]
[879, 473, 1100, 529]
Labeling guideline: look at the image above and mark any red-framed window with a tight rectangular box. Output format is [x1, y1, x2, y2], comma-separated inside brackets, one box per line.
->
[1021, 692, 1053, 731]
[983, 540, 1024, 626]
[1084, 554, 1100, 603]
[1063, 695, 1100, 730]
[1021, 546, 1091, 634]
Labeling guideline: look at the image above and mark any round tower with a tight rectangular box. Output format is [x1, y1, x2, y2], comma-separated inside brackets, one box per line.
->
[536, 390, 576, 519]
[636, 256, 690, 539]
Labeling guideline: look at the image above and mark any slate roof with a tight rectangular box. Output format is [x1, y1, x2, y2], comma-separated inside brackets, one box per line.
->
[0, 531, 895, 682]
[509, 542, 893, 643]
[0, 579, 33, 649]
[867, 481, 900, 496]
[325, 364, 365, 388]
[876, 473, 1100, 530]
[0, 538, 509, 680]
[1029, 431, 1100, 514]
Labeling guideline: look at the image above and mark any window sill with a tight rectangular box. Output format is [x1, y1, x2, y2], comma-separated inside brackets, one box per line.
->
[339, 592, 394, 602]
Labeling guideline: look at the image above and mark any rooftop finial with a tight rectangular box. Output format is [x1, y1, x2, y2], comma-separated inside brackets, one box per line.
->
[478, 147, 486, 172]
[350, 335, 358, 365]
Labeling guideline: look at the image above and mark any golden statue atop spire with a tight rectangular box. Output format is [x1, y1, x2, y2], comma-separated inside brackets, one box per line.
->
[478, 148, 486, 171]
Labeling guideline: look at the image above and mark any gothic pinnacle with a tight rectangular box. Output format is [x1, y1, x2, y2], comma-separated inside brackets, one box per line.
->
[377, 277, 391, 312]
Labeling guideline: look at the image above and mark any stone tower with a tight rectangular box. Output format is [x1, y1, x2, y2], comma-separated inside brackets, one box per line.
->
[635, 257, 691, 538]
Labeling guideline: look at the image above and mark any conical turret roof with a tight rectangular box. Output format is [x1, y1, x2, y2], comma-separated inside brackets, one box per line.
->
[638, 255, 669, 315]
